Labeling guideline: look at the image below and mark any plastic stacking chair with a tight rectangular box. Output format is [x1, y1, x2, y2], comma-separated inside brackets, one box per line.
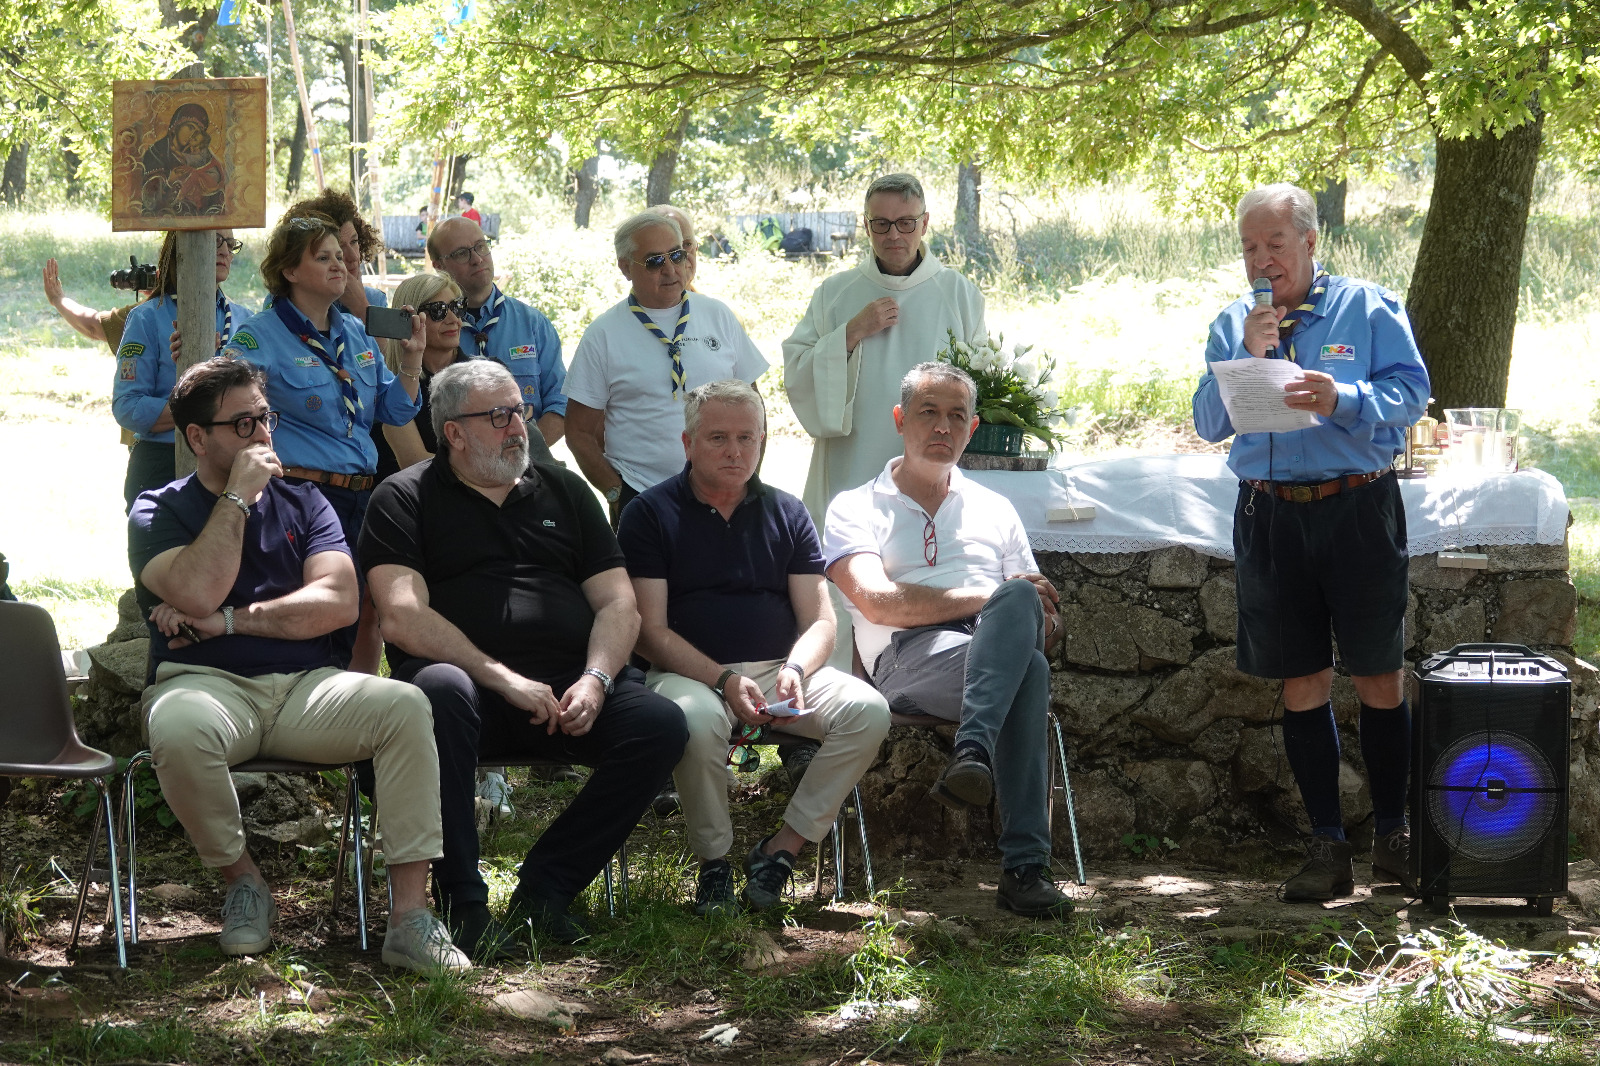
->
[121, 753, 373, 950]
[0, 601, 127, 967]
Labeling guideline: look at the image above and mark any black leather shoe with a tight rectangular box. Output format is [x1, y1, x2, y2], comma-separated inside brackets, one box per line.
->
[1283, 834, 1356, 902]
[996, 864, 1073, 919]
[931, 746, 993, 810]
[502, 886, 591, 946]
[443, 900, 519, 962]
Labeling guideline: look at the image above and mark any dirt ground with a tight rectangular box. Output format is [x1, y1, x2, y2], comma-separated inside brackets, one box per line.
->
[4, 779, 1599, 1065]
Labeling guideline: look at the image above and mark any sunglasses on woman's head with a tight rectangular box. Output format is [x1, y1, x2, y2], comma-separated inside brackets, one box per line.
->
[417, 298, 467, 321]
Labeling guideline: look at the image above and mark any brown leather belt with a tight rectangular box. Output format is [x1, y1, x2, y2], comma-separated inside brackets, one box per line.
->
[283, 467, 375, 492]
[1245, 469, 1390, 503]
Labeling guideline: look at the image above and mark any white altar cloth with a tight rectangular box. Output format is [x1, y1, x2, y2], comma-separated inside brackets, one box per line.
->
[966, 454, 1569, 559]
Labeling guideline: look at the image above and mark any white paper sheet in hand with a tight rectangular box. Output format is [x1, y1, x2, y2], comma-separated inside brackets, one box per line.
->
[1209, 358, 1320, 433]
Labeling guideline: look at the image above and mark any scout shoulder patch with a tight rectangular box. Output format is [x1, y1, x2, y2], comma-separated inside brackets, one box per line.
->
[115, 342, 145, 360]
[1320, 344, 1356, 360]
[507, 344, 537, 360]
[233, 331, 259, 350]
[118, 358, 137, 381]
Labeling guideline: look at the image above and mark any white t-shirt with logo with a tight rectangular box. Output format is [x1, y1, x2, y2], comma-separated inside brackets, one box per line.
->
[821, 457, 1037, 668]
[565, 293, 769, 491]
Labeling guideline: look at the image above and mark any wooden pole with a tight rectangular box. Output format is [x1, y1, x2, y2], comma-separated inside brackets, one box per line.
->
[282, 0, 324, 190]
[357, 0, 386, 276]
[429, 154, 447, 226]
[173, 229, 215, 478]
[264, 6, 275, 182]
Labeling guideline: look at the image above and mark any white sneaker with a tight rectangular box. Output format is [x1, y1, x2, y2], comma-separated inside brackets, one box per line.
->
[218, 873, 275, 955]
[382, 908, 472, 972]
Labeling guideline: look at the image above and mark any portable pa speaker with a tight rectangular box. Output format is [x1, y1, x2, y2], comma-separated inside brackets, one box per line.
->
[1412, 643, 1570, 914]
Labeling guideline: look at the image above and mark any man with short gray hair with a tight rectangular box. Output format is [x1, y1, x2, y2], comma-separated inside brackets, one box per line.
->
[783, 173, 987, 524]
[566, 211, 767, 524]
[824, 363, 1072, 920]
[617, 379, 890, 914]
[361, 359, 688, 959]
[1193, 181, 1429, 902]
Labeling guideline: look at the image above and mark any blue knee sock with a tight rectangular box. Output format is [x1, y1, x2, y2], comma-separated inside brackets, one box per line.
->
[1359, 699, 1411, 837]
[1281, 702, 1344, 840]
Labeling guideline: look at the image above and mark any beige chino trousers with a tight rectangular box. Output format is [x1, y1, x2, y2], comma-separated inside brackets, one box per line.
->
[648, 658, 890, 860]
[142, 663, 442, 868]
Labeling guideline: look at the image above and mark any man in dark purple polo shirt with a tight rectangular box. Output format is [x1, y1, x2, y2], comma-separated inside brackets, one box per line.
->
[128, 356, 464, 972]
[617, 380, 890, 914]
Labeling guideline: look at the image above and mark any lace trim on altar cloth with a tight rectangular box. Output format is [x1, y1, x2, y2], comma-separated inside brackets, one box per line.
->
[1028, 528, 1563, 560]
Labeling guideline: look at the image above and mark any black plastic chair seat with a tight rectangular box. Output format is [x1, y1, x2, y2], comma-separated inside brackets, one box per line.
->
[1, 746, 116, 779]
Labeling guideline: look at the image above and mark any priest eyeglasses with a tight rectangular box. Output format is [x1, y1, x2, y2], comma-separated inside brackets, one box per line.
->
[865, 212, 928, 235]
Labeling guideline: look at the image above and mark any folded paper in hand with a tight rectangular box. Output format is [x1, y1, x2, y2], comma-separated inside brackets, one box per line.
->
[1210, 358, 1320, 433]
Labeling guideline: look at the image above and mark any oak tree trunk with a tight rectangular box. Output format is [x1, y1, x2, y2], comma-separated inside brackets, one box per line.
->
[574, 154, 600, 228]
[1315, 178, 1347, 230]
[1, 144, 28, 205]
[1406, 116, 1543, 414]
[445, 154, 471, 206]
[955, 160, 983, 251]
[645, 112, 688, 206]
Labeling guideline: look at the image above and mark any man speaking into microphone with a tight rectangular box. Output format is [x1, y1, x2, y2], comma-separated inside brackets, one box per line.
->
[1193, 183, 1431, 902]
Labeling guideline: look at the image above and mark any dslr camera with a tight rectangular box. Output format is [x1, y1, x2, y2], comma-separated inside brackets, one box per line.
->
[110, 255, 159, 292]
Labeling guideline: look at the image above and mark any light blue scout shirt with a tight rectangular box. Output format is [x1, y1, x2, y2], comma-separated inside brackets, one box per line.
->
[458, 285, 566, 419]
[112, 291, 253, 444]
[1192, 266, 1430, 483]
[221, 300, 421, 475]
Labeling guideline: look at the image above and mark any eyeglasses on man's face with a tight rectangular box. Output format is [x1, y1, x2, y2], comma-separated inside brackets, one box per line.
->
[216, 236, 243, 253]
[442, 239, 493, 265]
[200, 410, 279, 438]
[865, 213, 927, 235]
[453, 403, 535, 429]
[417, 298, 467, 321]
[633, 247, 686, 271]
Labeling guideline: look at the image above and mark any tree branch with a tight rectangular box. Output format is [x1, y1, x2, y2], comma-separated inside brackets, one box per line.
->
[1323, 0, 1432, 87]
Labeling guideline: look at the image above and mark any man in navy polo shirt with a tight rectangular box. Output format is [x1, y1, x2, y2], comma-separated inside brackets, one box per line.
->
[617, 380, 889, 914]
[127, 356, 465, 972]
[429, 216, 566, 449]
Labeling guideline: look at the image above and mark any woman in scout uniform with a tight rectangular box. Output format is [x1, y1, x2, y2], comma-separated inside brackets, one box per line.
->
[112, 229, 253, 511]
[220, 212, 424, 671]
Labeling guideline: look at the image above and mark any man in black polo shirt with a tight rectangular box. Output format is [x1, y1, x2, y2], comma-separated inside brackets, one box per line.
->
[128, 356, 465, 972]
[361, 360, 687, 959]
[617, 380, 890, 913]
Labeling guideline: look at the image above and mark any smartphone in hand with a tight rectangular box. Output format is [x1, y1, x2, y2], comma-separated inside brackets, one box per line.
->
[364, 305, 414, 340]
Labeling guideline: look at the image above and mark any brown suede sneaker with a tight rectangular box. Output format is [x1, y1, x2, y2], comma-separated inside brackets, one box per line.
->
[1370, 826, 1415, 892]
[1282, 834, 1356, 902]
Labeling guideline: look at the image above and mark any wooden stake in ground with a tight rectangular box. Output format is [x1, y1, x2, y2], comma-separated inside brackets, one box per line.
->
[174, 229, 216, 478]
[282, 0, 324, 191]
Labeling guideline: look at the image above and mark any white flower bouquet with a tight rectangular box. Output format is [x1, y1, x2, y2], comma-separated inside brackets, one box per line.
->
[935, 330, 1067, 451]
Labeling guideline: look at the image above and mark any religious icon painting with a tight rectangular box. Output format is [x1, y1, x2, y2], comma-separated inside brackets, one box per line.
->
[111, 77, 268, 231]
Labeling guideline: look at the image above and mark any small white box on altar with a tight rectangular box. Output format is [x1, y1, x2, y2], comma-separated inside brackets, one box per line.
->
[1047, 504, 1097, 522]
[1437, 551, 1489, 569]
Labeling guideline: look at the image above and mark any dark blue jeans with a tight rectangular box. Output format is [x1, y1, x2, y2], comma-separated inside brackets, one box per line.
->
[393, 658, 687, 908]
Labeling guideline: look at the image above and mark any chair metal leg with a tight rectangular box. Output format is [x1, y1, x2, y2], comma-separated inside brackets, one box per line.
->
[830, 815, 845, 904]
[332, 772, 351, 917]
[348, 772, 369, 952]
[97, 782, 128, 968]
[618, 838, 630, 913]
[851, 786, 875, 897]
[1049, 717, 1087, 886]
[121, 752, 152, 946]
[602, 860, 615, 917]
[69, 780, 126, 967]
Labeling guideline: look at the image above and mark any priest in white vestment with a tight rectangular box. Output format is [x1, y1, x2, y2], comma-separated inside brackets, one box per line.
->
[783, 173, 988, 523]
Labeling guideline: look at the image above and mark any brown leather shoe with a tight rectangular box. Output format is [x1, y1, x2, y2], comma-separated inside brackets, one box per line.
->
[1282, 834, 1355, 902]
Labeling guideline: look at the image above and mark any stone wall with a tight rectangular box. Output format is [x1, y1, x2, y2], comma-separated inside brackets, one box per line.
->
[859, 539, 1598, 871]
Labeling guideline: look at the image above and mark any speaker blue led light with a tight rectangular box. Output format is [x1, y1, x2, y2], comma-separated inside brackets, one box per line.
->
[1425, 732, 1558, 863]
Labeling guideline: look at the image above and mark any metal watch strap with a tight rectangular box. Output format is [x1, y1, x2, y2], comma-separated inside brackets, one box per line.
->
[222, 605, 234, 636]
[582, 667, 614, 695]
[220, 491, 250, 517]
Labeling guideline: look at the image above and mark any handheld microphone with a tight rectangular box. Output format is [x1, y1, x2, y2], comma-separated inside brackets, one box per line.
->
[1252, 277, 1279, 358]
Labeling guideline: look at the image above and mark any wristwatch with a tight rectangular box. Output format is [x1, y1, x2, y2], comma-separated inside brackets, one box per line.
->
[781, 661, 807, 681]
[604, 486, 622, 504]
[582, 667, 614, 695]
[714, 668, 738, 700]
[222, 605, 235, 636]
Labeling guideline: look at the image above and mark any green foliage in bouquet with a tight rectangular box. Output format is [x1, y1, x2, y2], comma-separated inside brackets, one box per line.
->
[936, 330, 1068, 451]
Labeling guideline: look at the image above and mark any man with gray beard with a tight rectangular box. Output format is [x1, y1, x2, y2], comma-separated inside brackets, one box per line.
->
[360, 361, 687, 961]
